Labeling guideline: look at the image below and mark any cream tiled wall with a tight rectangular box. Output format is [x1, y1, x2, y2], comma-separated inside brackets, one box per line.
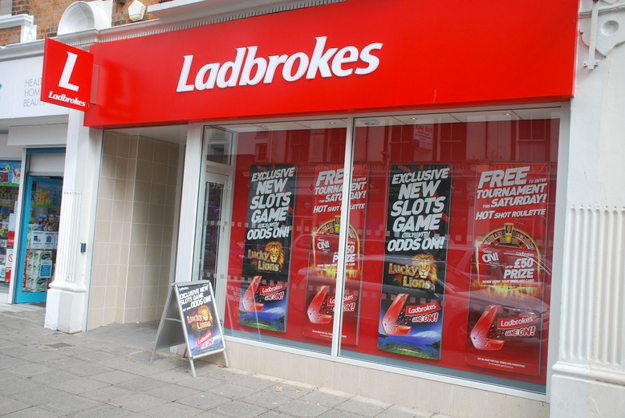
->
[88, 132, 180, 330]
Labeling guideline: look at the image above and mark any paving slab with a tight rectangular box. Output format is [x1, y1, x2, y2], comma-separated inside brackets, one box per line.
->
[211, 400, 270, 418]
[317, 410, 367, 418]
[91, 370, 140, 385]
[5, 362, 54, 378]
[3, 383, 68, 406]
[144, 382, 201, 401]
[176, 391, 232, 410]
[116, 376, 168, 392]
[235, 374, 283, 390]
[207, 382, 260, 399]
[70, 403, 139, 418]
[335, 395, 391, 417]
[30, 368, 77, 385]
[0, 397, 29, 416]
[258, 412, 299, 418]
[109, 392, 169, 412]
[64, 361, 116, 377]
[240, 389, 295, 410]
[176, 375, 223, 391]
[41, 393, 103, 414]
[2, 406, 63, 418]
[142, 401, 204, 418]
[81, 385, 135, 403]
[275, 399, 332, 417]
[49, 376, 111, 394]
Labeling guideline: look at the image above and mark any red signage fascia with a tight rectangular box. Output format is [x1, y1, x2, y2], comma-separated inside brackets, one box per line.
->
[84, 0, 578, 128]
[41, 38, 94, 111]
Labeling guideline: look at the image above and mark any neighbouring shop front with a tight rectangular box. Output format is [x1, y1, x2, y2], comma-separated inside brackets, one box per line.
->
[75, 1, 579, 415]
[0, 53, 69, 305]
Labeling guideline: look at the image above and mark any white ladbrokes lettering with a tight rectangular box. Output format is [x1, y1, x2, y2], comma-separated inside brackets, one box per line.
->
[177, 36, 383, 92]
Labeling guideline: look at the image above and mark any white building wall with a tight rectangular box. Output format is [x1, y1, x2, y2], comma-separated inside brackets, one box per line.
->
[0, 134, 23, 159]
[550, 2, 625, 417]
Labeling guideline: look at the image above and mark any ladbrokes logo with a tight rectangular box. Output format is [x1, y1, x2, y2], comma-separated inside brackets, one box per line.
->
[177, 36, 383, 92]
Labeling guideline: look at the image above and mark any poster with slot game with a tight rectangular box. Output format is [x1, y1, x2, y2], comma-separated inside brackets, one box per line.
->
[239, 165, 297, 332]
[378, 164, 452, 360]
[465, 163, 550, 377]
[302, 164, 369, 345]
[178, 281, 225, 358]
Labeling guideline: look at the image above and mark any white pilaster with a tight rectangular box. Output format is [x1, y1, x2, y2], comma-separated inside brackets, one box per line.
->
[174, 124, 203, 283]
[550, 2, 625, 416]
[45, 110, 102, 333]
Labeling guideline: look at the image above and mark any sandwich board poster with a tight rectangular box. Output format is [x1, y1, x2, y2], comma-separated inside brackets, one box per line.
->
[466, 163, 550, 377]
[178, 281, 224, 358]
[152, 281, 227, 377]
[378, 164, 452, 360]
[239, 165, 297, 332]
[302, 164, 369, 345]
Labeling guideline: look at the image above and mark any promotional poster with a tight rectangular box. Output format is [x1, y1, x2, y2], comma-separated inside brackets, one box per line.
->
[466, 163, 550, 376]
[239, 165, 297, 332]
[178, 282, 224, 358]
[378, 164, 453, 360]
[303, 164, 369, 344]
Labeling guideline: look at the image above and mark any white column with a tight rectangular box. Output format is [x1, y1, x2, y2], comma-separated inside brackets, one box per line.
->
[45, 109, 102, 333]
[174, 124, 203, 283]
[550, 3, 625, 416]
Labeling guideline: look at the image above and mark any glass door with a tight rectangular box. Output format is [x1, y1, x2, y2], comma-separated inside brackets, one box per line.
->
[14, 176, 62, 304]
[199, 171, 231, 316]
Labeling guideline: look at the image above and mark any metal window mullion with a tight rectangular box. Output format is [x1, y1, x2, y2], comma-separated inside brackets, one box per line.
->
[331, 116, 355, 358]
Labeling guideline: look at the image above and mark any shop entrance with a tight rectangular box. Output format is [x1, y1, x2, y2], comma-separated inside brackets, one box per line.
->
[14, 176, 62, 304]
[199, 170, 231, 316]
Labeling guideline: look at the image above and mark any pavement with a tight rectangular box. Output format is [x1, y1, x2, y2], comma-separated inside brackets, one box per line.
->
[0, 302, 449, 418]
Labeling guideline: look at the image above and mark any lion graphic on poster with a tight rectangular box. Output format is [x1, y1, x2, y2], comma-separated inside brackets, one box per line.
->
[412, 253, 437, 285]
[265, 241, 284, 269]
[198, 305, 213, 327]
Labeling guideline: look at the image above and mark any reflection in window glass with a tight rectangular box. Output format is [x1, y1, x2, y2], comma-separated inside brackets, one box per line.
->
[341, 111, 558, 393]
[205, 109, 559, 393]
[214, 120, 348, 354]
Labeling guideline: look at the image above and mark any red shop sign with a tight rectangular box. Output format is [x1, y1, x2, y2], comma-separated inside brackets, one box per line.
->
[85, 0, 578, 128]
[41, 38, 94, 111]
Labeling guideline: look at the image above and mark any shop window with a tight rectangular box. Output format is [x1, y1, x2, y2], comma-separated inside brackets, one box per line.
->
[201, 119, 348, 354]
[343, 109, 558, 393]
[0, 162, 20, 287]
[202, 108, 559, 393]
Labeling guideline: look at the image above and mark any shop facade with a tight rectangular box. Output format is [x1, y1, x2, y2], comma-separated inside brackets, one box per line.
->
[0, 50, 70, 305]
[3, 0, 625, 417]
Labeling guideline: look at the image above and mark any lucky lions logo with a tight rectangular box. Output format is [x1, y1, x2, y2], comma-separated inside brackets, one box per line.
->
[248, 241, 285, 273]
[390, 253, 437, 292]
[197, 305, 213, 328]
[187, 304, 214, 332]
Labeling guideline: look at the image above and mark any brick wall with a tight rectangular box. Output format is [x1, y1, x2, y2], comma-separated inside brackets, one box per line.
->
[12, 0, 29, 15]
[1, 0, 161, 46]
[0, 27, 21, 45]
[30, 0, 74, 39]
